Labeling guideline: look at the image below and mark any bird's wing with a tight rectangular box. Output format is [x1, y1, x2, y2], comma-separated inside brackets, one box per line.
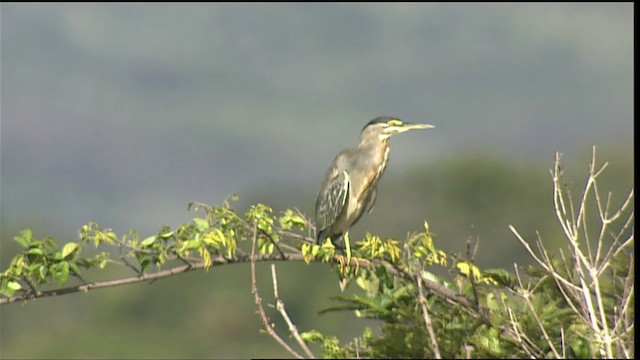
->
[315, 169, 350, 234]
[364, 186, 377, 214]
[349, 185, 376, 228]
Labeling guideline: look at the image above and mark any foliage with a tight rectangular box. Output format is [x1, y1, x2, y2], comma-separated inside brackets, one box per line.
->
[1, 148, 634, 359]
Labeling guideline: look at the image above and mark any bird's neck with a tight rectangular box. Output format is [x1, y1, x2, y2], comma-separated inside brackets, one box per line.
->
[358, 136, 388, 150]
[357, 137, 390, 172]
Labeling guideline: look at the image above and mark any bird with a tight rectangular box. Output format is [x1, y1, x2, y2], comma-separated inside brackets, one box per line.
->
[315, 116, 434, 260]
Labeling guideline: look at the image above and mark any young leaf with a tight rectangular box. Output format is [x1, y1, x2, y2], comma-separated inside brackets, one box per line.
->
[193, 217, 209, 231]
[62, 242, 79, 259]
[14, 229, 33, 248]
[140, 235, 157, 247]
[52, 261, 70, 285]
[7, 281, 22, 291]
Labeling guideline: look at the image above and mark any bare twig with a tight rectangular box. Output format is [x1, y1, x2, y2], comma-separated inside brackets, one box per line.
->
[505, 306, 544, 358]
[465, 236, 481, 309]
[250, 221, 304, 359]
[270, 264, 315, 358]
[417, 275, 442, 359]
[514, 266, 561, 358]
[510, 147, 634, 359]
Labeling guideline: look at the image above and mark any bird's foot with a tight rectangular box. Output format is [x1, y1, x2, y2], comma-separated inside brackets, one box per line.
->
[336, 254, 361, 286]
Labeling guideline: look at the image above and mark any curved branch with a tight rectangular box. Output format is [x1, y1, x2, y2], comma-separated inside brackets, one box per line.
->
[1, 253, 302, 305]
[1, 252, 490, 328]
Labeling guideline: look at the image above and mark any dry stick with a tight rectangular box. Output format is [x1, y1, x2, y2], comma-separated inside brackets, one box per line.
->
[506, 307, 544, 358]
[270, 264, 315, 358]
[514, 266, 561, 358]
[250, 221, 304, 359]
[465, 237, 481, 309]
[417, 275, 442, 359]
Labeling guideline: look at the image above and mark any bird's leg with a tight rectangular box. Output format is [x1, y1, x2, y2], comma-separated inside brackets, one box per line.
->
[337, 232, 360, 282]
[337, 233, 350, 291]
[334, 233, 350, 277]
[344, 232, 361, 273]
[344, 231, 352, 262]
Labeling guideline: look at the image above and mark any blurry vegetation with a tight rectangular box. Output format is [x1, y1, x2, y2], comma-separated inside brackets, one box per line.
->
[0, 148, 633, 359]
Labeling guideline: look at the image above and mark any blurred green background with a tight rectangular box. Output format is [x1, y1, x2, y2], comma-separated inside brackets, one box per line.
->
[1, 3, 633, 358]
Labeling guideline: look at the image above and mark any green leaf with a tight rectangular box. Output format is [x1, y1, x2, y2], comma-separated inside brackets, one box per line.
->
[456, 261, 472, 277]
[68, 261, 80, 275]
[2, 281, 22, 297]
[27, 248, 44, 256]
[14, 229, 33, 248]
[193, 217, 209, 230]
[278, 209, 307, 230]
[483, 268, 516, 287]
[226, 237, 236, 257]
[301, 243, 313, 264]
[7, 281, 22, 291]
[140, 235, 157, 247]
[199, 245, 212, 269]
[300, 330, 324, 343]
[38, 265, 48, 280]
[485, 292, 499, 311]
[203, 229, 225, 248]
[52, 261, 70, 285]
[62, 242, 79, 259]
[101, 230, 118, 244]
[186, 238, 202, 250]
[356, 276, 368, 291]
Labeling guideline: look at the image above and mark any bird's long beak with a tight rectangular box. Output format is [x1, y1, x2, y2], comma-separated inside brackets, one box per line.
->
[405, 122, 435, 130]
[395, 122, 435, 133]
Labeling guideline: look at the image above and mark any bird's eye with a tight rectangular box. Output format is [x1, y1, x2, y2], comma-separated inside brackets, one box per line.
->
[387, 119, 403, 127]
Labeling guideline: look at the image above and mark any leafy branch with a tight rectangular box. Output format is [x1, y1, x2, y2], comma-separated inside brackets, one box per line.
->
[1, 147, 633, 359]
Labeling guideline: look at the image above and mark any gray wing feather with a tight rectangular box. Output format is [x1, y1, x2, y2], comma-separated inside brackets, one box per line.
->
[364, 187, 377, 214]
[315, 170, 350, 232]
[350, 185, 377, 227]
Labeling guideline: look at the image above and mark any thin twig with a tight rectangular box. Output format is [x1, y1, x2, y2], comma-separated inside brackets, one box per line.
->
[465, 237, 481, 308]
[271, 264, 315, 358]
[511, 147, 634, 358]
[514, 266, 561, 358]
[250, 221, 304, 359]
[417, 275, 442, 359]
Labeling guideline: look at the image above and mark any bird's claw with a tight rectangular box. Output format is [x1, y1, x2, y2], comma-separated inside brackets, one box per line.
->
[336, 254, 361, 279]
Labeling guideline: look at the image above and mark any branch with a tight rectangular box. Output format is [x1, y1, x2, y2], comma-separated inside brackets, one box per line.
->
[511, 146, 634, 358]
[417, 275, 442, 359]
[514, 265, 561, 358]
[2, 254, 494, 332]
[250, 221, 304, 359]
[271, 264, 315, 358]
[1, 253, 301, 305]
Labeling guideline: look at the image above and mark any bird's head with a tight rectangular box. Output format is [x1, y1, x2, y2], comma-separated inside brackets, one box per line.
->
[361, 116, 434, 141]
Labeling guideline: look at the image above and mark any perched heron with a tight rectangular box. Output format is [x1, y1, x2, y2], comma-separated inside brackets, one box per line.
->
[315, 116, 434, 259]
